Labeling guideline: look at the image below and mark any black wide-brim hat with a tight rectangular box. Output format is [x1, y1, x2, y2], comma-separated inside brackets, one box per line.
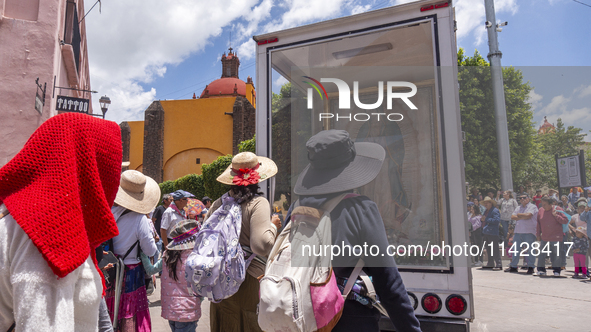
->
[294, 130, 385, 196]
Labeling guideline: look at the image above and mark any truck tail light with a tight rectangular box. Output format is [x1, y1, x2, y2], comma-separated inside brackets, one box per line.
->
[421, 293, 442, 314]
[445, 294, 467, 315]
[421, 2, 448, 12]
[408, 292, 418, 310]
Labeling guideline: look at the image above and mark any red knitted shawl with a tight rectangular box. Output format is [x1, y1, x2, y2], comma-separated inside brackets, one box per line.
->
[0, 113, 122, 278]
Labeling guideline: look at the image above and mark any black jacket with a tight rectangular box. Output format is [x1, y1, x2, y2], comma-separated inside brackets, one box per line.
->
[286, 193, 421, 332]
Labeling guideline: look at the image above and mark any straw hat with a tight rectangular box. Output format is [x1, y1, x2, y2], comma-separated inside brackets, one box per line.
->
[217, 152, 277, 186]
[294, 130, 385, 195]
[481, 196, 497, 207]
[575, 226, 587, 237]
[167, 219, 200, 250]
[114, 170, 161, 214]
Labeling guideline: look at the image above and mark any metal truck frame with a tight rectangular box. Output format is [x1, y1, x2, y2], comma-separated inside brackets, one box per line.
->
[253, 1, 472, 331]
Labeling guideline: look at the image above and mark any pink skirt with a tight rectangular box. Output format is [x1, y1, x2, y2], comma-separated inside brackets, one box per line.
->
[106, 263, 151, 332]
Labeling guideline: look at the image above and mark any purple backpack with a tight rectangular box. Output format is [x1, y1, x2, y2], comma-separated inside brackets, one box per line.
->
[185, 193, 255, 302]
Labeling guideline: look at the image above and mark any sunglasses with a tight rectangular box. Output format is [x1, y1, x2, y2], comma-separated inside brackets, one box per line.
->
[519, 197, 528, 200]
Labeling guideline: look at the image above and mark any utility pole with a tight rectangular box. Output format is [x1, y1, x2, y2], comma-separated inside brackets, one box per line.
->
[484, 0, 513, 191]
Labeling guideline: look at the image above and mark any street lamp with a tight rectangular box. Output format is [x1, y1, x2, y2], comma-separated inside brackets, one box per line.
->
[99, 95, 111, 119]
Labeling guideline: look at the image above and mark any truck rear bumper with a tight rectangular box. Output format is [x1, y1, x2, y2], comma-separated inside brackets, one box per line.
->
[380, 316, 470, 332]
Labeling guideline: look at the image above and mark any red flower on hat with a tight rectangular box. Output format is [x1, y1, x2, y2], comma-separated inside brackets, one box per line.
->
[232, 164, 260, 186]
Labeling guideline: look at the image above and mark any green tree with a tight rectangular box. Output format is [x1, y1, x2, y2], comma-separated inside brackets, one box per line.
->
[201, 155, 232, 201]
[536, 118, 586, 157]
[519, 141, 557, 190]
[174, 173, 205, 200]
[158, 180, 175, 205]
[458, 48, 536, 190]
[238, 135, 256, 153]
[523, 119, 588, 189]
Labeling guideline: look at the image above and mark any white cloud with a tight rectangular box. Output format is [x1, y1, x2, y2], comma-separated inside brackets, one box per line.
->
[263, 0, 348, 33]
[351, 4, 372, 14]
[237, 0, 357, 60]
[233, 0, 275, 60]
[274, 75, 289, 87]
[237, 39, 257, 61]
[545, 107, 591, 141]
[85, 0, 260, 123]
[527, 89, 543, 111]
[392, 0, 518, 48]
[575, 84, 591, 98]
[454, 0, 518, 47]
[539, 95, 570, 115]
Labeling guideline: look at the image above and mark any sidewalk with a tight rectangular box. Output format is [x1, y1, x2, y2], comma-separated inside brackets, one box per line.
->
[148, 259, 590, 332]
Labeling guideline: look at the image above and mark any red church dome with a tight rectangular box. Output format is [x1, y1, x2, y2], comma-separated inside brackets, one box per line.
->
[538, 116, 555, 134]
[200, 77, 246, 98]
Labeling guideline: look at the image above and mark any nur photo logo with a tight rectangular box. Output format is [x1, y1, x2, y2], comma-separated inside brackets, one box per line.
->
[303, 77, 418, 122]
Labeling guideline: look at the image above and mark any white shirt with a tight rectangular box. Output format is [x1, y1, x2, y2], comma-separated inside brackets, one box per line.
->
[0, 205, 102, 332]
[160, 206, 185, 236]
[111, 206, 158, 265]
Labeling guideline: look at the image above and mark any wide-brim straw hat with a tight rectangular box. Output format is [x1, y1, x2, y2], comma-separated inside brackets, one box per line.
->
[294, 130, 385, 196]
[481, 196, 497, 207]
[167, 219, 200, 250]
[114, 170, 161, 214]
[217, 152, 278, 186]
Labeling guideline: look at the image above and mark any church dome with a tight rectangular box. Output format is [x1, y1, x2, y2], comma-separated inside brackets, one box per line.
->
[200, 77, 246, 98]
[198, 48, 255, 103]
[538, 116, 555, 134]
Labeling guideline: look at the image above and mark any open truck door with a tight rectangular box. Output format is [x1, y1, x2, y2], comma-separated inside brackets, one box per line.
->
[254, 1, 473, 331]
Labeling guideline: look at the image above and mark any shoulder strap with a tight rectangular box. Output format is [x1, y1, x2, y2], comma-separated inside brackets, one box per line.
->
[0, 205, 10, 219]
[7, 322, 15, 332]
[121, 240, 140, 260]
[342, 259, 365, 298]
[322, 193, 354, 215]
[341, 259, 389, 318]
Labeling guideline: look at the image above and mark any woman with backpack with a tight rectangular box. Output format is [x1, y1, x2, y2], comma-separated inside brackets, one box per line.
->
[281, 130, 421, 332]
[107, 170, 160, 332]
[195, 152, 281, 332]
[160, 219, 204, 331]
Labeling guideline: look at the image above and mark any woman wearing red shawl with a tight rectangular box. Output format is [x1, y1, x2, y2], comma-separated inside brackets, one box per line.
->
[0, 113, 122, 332]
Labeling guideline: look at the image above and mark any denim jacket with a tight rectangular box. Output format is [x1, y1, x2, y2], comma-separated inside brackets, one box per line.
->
[482, 207, 501, 236]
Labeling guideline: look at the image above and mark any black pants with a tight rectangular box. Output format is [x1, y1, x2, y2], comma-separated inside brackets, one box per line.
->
[333, 300, 381, 332]
[470, 228, 483, 263]
[483, 234, 502, 267]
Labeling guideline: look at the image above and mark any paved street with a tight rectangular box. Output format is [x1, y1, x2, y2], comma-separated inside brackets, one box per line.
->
[148, 257, 590, 332]
[471, 259, 590, 332]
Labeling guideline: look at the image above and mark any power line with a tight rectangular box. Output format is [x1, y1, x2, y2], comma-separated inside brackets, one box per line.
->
[572, 0, 591, 8]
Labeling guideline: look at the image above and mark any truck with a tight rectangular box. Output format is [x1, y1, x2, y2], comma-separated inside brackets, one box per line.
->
[253, 1, 472, 331]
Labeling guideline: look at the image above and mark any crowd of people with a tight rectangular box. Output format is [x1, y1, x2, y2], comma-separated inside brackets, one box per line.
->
[0, 115, 421, 332]
[467, 186, 590, 278]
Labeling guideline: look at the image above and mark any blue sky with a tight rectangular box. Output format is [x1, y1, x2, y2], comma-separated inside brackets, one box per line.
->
[84, 0, 591, 139]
